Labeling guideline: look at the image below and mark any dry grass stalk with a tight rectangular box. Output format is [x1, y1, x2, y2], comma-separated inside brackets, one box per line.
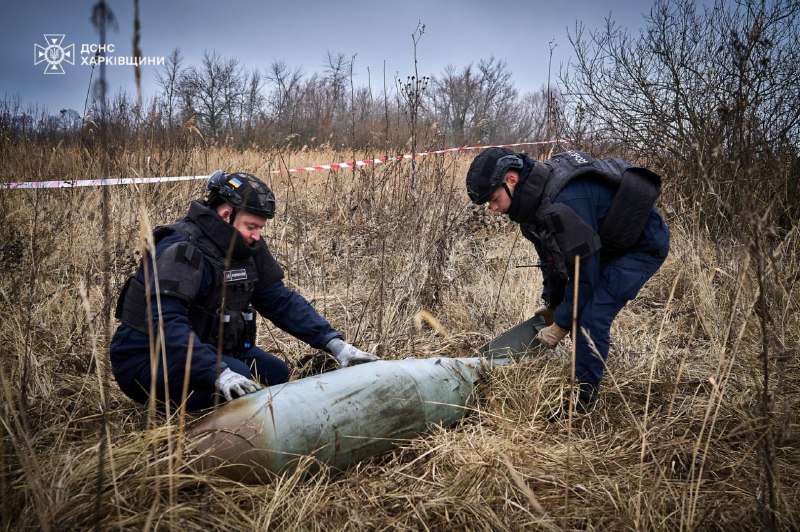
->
[0, 145, 798, 530]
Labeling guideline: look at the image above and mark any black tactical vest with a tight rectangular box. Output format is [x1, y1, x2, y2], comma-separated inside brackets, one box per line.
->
[511, 151, 661, 279]
[115, 201, 284, 357]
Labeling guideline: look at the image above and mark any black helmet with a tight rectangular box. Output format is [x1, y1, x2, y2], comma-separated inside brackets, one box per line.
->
[465, 147, 524, 205]
[206, 170, 276, 219]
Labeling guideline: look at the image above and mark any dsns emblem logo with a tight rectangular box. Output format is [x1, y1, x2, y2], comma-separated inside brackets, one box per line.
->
[34, 34, 75, 74]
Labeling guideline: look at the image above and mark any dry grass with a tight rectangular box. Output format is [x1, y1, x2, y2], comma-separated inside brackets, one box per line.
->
[1, 144, 798, 530]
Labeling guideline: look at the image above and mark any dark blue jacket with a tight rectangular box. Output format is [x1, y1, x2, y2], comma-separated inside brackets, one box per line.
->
[110, 230, 340, 386]
[536, 176, 670, 329]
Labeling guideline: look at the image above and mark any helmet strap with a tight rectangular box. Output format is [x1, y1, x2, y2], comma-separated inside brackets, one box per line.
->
[502, 182, 514, 200]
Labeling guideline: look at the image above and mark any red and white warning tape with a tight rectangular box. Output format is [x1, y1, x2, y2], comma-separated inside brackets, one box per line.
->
[0, 140, 567, 190]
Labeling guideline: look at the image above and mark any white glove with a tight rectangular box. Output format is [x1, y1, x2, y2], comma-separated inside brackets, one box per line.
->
[326, 338, 380, 367]
[214, 368, 262, 402]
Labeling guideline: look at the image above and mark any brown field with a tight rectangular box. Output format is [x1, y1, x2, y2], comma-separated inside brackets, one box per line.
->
[1, 145, 798, 530]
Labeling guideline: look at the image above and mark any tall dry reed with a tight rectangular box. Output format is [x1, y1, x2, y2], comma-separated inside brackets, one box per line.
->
[0, 144, 797, 530]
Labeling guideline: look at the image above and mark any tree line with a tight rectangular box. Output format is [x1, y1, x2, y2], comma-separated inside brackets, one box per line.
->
[1, 48, 556, 150]
[1, 0, 797, 232]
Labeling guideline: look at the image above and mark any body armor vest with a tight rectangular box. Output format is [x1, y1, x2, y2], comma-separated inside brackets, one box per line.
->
[115, 201, 284, 357]
[512, 151, 661, 279]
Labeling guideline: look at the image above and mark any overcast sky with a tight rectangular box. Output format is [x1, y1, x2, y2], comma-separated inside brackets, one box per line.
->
[2, 0, 657, 115]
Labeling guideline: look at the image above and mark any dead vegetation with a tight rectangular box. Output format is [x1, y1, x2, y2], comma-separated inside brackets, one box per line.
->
[1, 144, 798, 530]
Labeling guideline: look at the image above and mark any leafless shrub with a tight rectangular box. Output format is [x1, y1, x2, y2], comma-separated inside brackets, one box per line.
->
[562, 0, 800, 233]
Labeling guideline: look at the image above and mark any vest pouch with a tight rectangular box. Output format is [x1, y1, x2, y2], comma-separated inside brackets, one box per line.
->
[538, 203, 602, 279]
[242, 307, 256, 352]
[536, 213, 569, 279]
[116, 276, 148, 333]
[600, 168, 660, 253]
[219, 309, 246, 359]
[536, 223, 570, 280]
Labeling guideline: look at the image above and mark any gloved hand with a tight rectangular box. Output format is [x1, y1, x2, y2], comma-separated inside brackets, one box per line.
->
[214, 368, 262, 402]
[536, 322, 568, 349]
[326, 338, 380, 367]
[533, 306, 555, 326]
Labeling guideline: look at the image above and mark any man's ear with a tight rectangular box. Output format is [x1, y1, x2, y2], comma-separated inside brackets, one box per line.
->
[505, 171, 519, 186]
[217, 204, 234, 223]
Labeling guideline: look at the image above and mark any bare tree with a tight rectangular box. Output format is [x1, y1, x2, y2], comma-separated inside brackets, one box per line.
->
[58, 108, 82, 134]
[241, 69, 265, 135]
[266, 60, 305, 142]
[323, 51, 348, 132]
[155, 47, 183, 130]
[428, 57, 517, 145]
[180, 50, 243, 137]
[512, 88, 551, 142]
[562, 0, 800, 229]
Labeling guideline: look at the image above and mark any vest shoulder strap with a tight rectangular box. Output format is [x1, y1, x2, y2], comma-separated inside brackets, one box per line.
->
[543, 150, 622, 203]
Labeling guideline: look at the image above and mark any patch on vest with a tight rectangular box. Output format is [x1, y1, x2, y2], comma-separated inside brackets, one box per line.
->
[564, 150, 591, 166]
[224, 269, 248, 282]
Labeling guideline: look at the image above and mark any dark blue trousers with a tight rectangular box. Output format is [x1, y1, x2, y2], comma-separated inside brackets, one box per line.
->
[111, 346, 289, 411]
[573, 249, 667, 388]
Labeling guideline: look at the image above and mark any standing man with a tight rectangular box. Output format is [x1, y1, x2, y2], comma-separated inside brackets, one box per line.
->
[111, 170, 378, 410]
[466, 148, 670, 417]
